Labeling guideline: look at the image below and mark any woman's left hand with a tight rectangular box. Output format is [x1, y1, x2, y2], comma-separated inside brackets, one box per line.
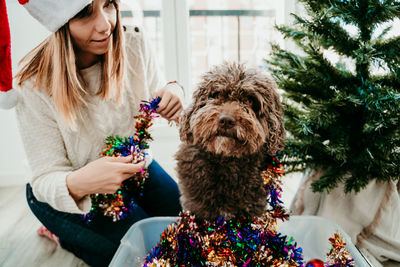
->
[154, 82, 184, 122]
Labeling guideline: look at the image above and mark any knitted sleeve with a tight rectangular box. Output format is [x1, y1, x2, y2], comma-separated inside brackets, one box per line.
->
[15, 84, 91, 214]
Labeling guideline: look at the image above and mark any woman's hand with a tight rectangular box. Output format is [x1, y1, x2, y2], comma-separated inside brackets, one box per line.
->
[154, 82, 184, 122]
[66, 155, 145, 201]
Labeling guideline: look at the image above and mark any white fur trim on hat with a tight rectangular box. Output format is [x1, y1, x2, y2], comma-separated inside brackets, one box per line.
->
[22, 0, 93, 32]
[0, 89, 18, 109]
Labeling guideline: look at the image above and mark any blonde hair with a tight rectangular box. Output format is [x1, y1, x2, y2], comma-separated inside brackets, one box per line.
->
[15, 6, 125, 130]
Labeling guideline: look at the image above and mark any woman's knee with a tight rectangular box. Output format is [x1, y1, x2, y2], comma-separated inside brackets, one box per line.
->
[146, 161, 180, 193]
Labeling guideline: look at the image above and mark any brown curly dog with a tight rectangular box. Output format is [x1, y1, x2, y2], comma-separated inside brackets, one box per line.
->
[175, 62, 286, 220]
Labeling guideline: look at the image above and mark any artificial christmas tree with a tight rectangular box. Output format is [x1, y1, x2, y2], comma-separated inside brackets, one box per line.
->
[268, 0, 399, 193]
[267, 0, 400, 265]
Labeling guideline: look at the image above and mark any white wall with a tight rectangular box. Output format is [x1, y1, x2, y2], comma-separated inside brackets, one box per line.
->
[0, 1, 50, 186]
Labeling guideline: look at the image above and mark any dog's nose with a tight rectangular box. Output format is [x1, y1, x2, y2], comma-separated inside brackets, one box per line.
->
[219, 114, 235, 128]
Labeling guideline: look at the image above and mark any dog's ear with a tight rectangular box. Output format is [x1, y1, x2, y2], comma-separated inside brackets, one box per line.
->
[255, 76, 286, 156]
[264, 95, 286, 156]
[178, 103, 195, 144]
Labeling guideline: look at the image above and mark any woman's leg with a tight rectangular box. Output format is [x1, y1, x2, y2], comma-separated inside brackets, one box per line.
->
[26, 184, 149, 267]
[135, 160, 182, 217]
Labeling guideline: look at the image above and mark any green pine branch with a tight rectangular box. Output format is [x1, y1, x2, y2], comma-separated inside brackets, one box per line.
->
[268, 0, 400, 193]
[290, 13, 359, 55]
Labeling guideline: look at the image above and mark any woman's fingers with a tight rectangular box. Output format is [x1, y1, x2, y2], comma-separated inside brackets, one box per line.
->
[104, 155, 145, 181]
[159, 93, 182, 119]
[165, 102, 182, 120]
[170, 112, 182, 122]
[157, 92, 172, 114]
[105, 155, 133, 163]
[154, 83, 184, 121]
[104, 155, 145, 174]
[120, 161, 146, 175]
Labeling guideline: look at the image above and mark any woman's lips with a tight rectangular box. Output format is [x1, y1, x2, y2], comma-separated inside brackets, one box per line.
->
[91, 35, 111, 46]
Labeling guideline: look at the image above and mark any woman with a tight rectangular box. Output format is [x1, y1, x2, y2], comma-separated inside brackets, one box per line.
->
[14, 0, 183, 266]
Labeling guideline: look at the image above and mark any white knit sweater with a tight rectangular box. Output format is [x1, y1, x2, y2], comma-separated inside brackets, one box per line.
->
[15, 26, 182, 214]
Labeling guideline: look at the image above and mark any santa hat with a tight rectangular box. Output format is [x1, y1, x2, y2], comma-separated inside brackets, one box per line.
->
[0, 0, 16, 109]
[18, 0, 92, 32]
[0, 0, 92, 109]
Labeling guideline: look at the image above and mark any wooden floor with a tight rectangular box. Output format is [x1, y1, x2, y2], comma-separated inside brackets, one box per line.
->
[0, 185, 87, 267]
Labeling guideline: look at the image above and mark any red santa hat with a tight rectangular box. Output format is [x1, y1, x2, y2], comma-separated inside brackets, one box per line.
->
[0, 0, 92, 109]
[0, 0, 16, 109]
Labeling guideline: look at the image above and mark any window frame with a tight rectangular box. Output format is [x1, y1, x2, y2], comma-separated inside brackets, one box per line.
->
[161, 0, 192, 103]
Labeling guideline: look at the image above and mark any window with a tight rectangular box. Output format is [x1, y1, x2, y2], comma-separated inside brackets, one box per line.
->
[120, 0, 295, 95]
[188, 0, 287, 86]
[121, 0, 165, 71]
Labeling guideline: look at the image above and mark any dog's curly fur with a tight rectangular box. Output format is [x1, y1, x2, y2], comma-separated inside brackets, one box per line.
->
[175, 63, 286, 220]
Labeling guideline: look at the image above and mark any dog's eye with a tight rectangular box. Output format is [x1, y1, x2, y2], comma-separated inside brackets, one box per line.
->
[210, 91, 220, 99]
[249, 96, 261, 114]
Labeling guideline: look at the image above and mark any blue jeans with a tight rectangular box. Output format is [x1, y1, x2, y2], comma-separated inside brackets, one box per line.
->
[26, 160, 181, 267]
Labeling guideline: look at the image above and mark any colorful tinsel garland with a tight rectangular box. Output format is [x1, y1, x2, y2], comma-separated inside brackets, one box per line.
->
[144, 211, 304, 267]
[143, 157, 355, 266]
[325, 232, 355, 267]
[143, 157, 304, 266]
[83, 97, 161, 223]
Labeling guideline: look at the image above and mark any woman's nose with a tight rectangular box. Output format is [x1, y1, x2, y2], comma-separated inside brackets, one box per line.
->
[93, 11, 111, 34]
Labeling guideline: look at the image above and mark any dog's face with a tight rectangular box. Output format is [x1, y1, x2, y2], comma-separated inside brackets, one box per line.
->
[180, 63, 285, 158]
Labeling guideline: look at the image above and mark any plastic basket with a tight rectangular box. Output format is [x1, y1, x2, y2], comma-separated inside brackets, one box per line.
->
[109, 215, 371, 267]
